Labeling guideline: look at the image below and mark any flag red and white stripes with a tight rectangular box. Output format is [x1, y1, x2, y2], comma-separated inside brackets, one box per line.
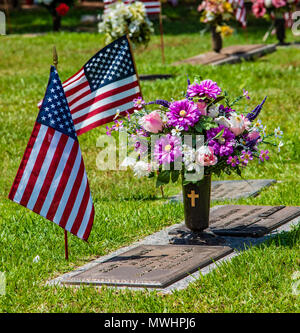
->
[103, 0, 161, 15]
[10, 67, 95, 241]
[38, 36, 142, 136]
[9, 124, 94, 241]
[63, 69, 140, 136]
[229, 0, 247, 28]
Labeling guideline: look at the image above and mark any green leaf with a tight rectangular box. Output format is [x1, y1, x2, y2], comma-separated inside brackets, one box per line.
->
[195, 122, 204, 133]
[210, 128, 224, 141]
[156, 170, 170, 187]
[210, 96, 225, 105]
[171, 170, 180, 183]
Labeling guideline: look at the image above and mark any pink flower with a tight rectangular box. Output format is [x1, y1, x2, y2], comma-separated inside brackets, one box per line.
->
[272, 0, 286, 8]
[252, 1, 266, 17]
[140, 111, 163, 134]
[247, 130, 261, 141]
[154, 134, 182, 165]
[229, 113, 251, 136]
[133, 97, 145, 109]
[196, 146, 218, 166]
[196, 101, 207, 116]
[187, 80, 222, 99]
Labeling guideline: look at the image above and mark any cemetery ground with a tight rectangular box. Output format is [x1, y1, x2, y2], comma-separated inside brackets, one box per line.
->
[0, 6, 300, 313]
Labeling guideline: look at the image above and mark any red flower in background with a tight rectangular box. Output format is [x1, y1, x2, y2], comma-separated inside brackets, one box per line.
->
[56, 3, 70, 16]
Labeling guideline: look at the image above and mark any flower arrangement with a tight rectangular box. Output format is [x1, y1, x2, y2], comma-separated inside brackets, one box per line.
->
[197, 0, 236, 37]
[34, 0, 73, 31]
[98, 1, 154, 48]
[106, 77, 283, 188]
[251, 0, 298, 19]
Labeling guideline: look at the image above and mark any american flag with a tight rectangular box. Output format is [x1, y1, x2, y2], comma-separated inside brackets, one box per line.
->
[229, 0, 247, 28]
[9, 66, 95, 241]
[39, 36, 142, 136]
[103, 0, 161, 16]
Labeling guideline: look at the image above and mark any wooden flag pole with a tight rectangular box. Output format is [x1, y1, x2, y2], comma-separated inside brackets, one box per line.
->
[126, 35, 143, 99]
[53, 45, 69, 261]
[159, 5, 165, 65]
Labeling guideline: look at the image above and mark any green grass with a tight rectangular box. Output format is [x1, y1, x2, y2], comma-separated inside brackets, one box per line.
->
[0, 6, 299, 313]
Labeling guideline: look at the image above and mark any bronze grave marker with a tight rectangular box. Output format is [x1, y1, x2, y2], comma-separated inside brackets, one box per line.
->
[210, 205, 300, 237]
[173, 44, 276, 66]
[62, 245, 233, 288]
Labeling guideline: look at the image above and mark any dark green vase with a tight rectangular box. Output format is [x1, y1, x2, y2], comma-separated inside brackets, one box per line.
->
[275, 18, 286, 45]
[182, 174, 212, 232]
[211, 25, 223, 53]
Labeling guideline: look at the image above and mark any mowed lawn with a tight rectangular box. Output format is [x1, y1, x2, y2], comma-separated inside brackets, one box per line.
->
[0, 6, 299, 312]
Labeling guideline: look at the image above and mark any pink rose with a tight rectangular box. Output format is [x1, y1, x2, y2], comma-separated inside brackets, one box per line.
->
[272, 0, 286, 7]
[196, 146, 218, 166]
[140, 111, 163, 134]
[196, 101, 207, 116]
[252, 1, 266, 17]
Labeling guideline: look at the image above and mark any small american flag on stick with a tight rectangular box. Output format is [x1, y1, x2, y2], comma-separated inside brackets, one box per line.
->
[9, 66, 95, 241]
[229, 0, 247, 28]
[103, 0, 161, 16]
[39, 35, 142, 136]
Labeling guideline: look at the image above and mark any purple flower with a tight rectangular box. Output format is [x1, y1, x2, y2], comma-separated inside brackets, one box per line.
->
[246, 96, 267, 122]
[167, 99, 200, 131]
[243, 89, 250, 100]
[240, 150, 253, 166]
[133, 97, 145, 109]
[154, 134, 182, 165]
[187, 80, 222, 99]
[206, 125, 235, 157]
[227, 156, 240, 167]
[259, 150, 270, 162]
[106, 126, 112, 136]
[219, 104, 235, 114]
[146, 99, 170, 108]
[111, 120, 123, 131]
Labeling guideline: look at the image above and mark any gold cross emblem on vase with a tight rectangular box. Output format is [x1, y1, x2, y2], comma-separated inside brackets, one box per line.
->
[187, 190, 199, 207]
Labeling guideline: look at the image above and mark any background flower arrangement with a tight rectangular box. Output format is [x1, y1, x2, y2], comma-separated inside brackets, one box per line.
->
[107, 77, 283, 188]
[251, 0, 298, 19]
[251, 0, 299, 44]
[98, 1, 154, 48]
[197, 0, 238, 52]
[34, 0, 73, 31]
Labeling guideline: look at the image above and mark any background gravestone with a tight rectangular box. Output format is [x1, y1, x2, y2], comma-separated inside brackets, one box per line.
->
[170, 179, 277, 203]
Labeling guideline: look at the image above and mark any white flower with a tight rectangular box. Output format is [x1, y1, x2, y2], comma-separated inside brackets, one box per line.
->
[253, 119, 263, 130]
[278, 141, 284, 152]
[133, 161, 151, 178]
[264, 0, 272, 7]
[171, 126, 184, 137]
[214, 116, 232, 128]
[185, 162, 202, 173]
[207, 105, 219, 118]
[121, 157, 137, 168]
[274, 126, 283, 138]
[33, 255, 40, 263]
[99, 2, 153, 47]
